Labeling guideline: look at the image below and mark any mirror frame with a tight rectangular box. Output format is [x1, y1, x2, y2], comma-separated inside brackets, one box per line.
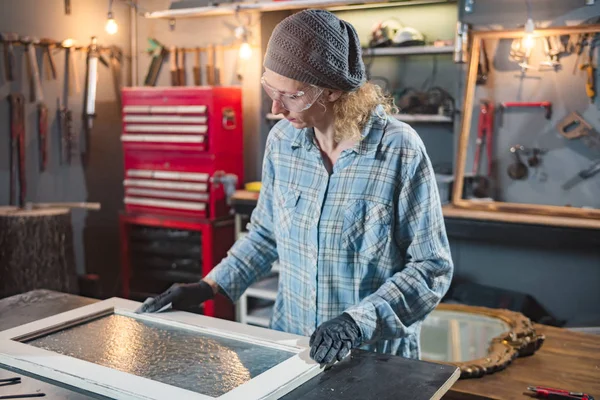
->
[423, 303, 545, 378]
[452, 24, 600, 225]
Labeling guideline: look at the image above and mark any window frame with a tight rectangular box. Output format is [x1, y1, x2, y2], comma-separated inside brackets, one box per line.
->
[0, 297, 322, 400]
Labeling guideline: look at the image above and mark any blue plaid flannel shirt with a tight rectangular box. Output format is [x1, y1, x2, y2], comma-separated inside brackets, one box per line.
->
[207, 105, 453, 358]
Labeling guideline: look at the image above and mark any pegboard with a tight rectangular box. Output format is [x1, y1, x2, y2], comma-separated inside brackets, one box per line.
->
[458, 28, 600, 212]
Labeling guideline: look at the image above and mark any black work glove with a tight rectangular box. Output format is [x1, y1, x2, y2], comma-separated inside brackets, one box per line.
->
[309, 313, 362, 364]
[135, 281, 214, 313]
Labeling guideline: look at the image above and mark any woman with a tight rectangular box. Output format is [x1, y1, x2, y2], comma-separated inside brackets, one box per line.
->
[138, 9, 453, 365]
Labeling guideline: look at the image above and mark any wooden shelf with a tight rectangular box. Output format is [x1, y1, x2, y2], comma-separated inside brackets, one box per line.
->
[393, 114, 453, 123]
[266, 113, 453, 124]
[245, 274, 278, 301]
[246, 304, 273, 327]
[442, 205, 600, 230]
[362, 45, 454, 56]
[144, 0, 454, 19]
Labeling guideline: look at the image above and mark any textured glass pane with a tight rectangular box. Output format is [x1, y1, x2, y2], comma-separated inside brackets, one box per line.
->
[25, 314, 294, 397]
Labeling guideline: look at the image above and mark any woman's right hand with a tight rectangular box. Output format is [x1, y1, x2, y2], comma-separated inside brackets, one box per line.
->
[135, 280, 215, 313]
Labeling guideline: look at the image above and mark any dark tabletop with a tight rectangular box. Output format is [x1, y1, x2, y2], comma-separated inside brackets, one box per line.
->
[0, 290, 458, 400]
[0, 290, 109, 400]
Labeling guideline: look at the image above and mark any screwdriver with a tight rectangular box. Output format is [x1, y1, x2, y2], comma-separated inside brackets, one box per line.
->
[562, 160, 600, 190]
[526, 385, 595, 399]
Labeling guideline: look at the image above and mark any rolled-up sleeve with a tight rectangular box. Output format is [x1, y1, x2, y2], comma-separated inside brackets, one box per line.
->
[206, 136, 279, 302]
[345, 146, 453, 343]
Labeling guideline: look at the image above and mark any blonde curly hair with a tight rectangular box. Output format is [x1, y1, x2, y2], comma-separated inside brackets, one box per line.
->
[331, 82, 398, 143]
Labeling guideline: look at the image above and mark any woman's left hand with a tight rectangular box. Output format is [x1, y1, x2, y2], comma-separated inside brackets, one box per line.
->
[309, 313, 362, 364]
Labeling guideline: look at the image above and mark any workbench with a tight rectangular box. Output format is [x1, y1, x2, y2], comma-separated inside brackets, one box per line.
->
[0, 290, 458, 400]
[1, 290, 599, 400]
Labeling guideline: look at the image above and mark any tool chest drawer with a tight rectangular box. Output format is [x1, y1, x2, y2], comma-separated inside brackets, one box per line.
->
[129, 225, 203, 274]
[123, 150, 242, 219]
[119, 213, 236, 320]
[121, 87, 243, 155]
[123, 168, 211, 218]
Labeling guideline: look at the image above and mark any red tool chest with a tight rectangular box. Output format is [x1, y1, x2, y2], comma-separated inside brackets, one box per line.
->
[119, 213, 236, 321]
[121, 87, 243, 219]
[119, 87, 243, 320]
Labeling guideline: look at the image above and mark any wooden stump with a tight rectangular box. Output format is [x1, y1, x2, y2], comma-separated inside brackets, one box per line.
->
[0, 207, 78, 299]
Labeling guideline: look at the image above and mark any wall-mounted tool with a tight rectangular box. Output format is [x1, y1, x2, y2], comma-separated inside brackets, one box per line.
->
[39, 38, 58, 80]
[21, 36, 44, 103]
[562, 159, 600, 190]
[169, 46, 178, 86]
[497, 101, 552, 126]
[476, 39, 489, 85]
[556, 111, 600, 152]
[193, 47, 202, 86]
[509, 37, 536, 72]
[8, 93, 26, 207]
[579, 35, 597, 103]
[82, 36, 109, 165]
[507, 144, 529, 180]
[540, 36, 562, 70]
[38, 103, 48, 172]
[472, 100, 494, 198]
[178, 47, 186, 86]
[453, 22, 469, 64]
[22, 36, 49, 171]
[572, 33, 589, 74]
[527, 148, 544, 168]
[145, 38, 168, 86]
[64, 0, 71, 15]
[60, 39, 75, 164]
[58, 97, 74, 165]
[206, 43, 215, 85]
[0, 32, 19, 81]
[527, 147, 548, 182]
[109, 45, 123, 110]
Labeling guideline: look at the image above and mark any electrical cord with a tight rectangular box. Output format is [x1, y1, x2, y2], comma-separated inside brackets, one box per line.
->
[525, 0, 532, 20]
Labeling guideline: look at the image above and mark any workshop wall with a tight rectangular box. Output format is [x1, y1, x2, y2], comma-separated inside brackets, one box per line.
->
[466, 38, 599, 207]
[333, 3, 459, 171]
[0, 0, 131, 295]
[135, 0, 263, 182]
[453, 0, 600, 325]
[459, 0, 600, 28]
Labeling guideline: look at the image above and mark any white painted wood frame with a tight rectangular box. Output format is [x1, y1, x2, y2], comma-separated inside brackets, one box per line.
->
[0, 298, 322, 400]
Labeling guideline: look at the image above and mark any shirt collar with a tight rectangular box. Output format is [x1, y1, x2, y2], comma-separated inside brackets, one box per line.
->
[352, 104, 387, 157]
[290, 104, 388, 157]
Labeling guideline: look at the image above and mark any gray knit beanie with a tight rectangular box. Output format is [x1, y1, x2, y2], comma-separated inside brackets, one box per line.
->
[263, 9, 366, 92]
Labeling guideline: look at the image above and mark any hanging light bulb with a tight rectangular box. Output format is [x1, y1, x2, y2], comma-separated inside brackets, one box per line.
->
[234, 25, 252, 60]
[523, 17, 535, 50]
[105, 0, 118, 35]
[239, 41, 252, 60]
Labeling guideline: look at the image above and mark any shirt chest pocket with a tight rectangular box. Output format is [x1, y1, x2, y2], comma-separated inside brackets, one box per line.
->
[342, 200, 392, 259]
[274, 186, 300, 237]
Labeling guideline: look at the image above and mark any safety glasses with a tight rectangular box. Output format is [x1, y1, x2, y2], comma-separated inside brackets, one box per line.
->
[260, 75, 324, 113]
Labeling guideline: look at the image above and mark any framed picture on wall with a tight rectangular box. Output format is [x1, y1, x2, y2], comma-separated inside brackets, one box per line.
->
[453, 24, 600, 227]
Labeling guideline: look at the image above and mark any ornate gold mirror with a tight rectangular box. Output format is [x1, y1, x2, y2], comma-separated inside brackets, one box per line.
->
[420, 304, 545, 378]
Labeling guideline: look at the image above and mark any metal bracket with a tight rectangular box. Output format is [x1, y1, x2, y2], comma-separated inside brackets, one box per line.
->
[464, 0, 475, 13]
